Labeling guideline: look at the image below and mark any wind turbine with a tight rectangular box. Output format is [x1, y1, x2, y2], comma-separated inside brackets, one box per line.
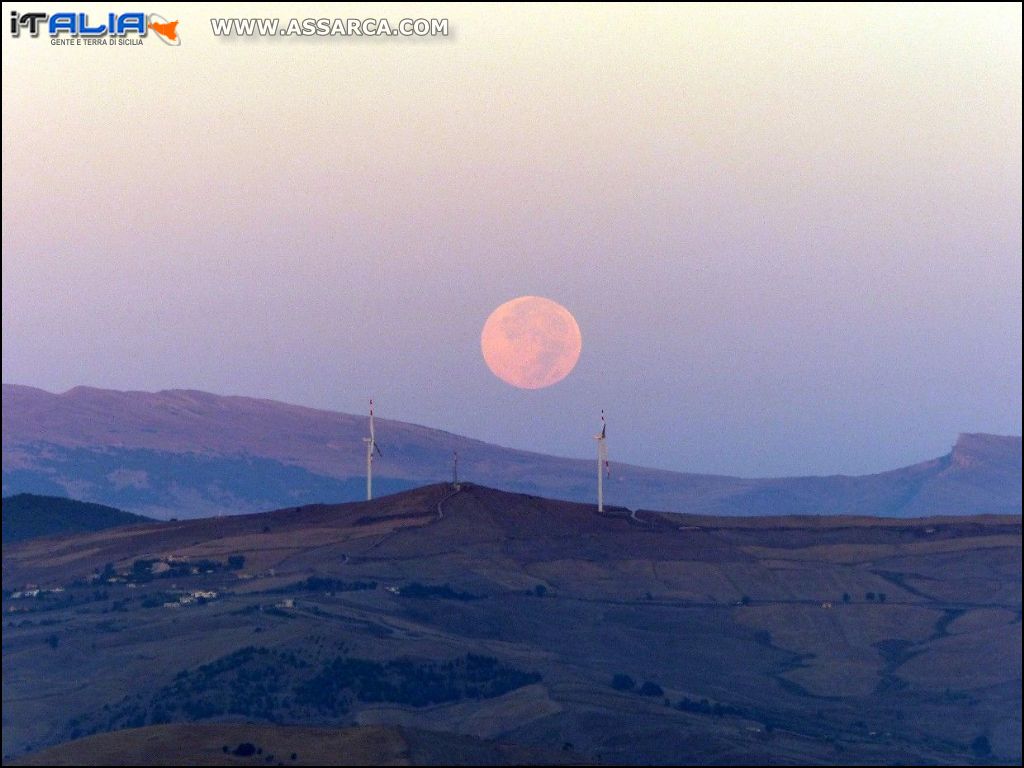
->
[452, 450, 460, 490]
[364, 399, 382, 500]
[595, 410, 609, 511]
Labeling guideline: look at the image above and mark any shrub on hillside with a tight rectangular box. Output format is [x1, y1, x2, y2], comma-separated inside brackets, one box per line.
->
[611, 674, 636, 691]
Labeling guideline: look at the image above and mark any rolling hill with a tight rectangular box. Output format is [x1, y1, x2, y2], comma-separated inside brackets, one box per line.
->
[1, 494, 154, 543]
[2, 483, 1020, 764]
[10, 723, 576, 766]
[3, 384, 1021, 519]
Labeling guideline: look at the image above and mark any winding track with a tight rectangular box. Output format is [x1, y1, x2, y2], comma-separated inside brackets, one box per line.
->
[435, 485, 462, 520]
[629, 508, 654, 527]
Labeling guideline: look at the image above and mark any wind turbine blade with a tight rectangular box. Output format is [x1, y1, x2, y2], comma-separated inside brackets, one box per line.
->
[375, 443, 383, 457]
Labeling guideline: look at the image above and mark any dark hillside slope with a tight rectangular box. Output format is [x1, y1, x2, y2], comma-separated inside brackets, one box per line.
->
[2, 494, 153, 543]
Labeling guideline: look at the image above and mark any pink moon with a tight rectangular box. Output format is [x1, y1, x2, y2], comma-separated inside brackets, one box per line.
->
[480, 296, 583, 389]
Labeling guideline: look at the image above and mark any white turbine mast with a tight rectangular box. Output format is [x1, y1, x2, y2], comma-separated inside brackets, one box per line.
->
[595, 410, 609, 511]
[364, 398, 382, 500]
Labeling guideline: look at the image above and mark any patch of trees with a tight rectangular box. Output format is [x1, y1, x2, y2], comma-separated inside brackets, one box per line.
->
[190, 646, 307, 680]
[610, 675, 663, 697]
[675, 696, 745, 717]
[610, 676, 750, 720]
[164, 647, 297, 723]
[397, 582, 477, 601]
[282, 577, 377, 594]
[294, 653, 539, 714]
[132, 559, 160, 580]
[92, 646, 540, 731]
[611, 674, 635, 691]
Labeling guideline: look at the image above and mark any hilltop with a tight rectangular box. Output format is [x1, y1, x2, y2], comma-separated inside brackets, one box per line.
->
[1, 494, 154, 544]
[3, 384, 1020, 518]
[3, 483, 1020, 764]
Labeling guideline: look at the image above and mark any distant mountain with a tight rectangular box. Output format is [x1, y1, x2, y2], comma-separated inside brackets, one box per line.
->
[2, 384, 1020, 519]
[1, 493, 153, 543]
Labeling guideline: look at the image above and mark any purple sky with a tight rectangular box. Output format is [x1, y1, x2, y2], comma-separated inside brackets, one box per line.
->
[2, 5, 1021, 476]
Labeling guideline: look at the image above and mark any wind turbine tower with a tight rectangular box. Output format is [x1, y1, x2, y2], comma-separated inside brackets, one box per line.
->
[364, 399, 382, 500]
[595, 411, 609, 511]
[452, 450, 460, 490]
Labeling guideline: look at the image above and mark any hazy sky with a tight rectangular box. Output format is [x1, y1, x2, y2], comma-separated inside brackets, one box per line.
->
[2, 3, 1021, 477]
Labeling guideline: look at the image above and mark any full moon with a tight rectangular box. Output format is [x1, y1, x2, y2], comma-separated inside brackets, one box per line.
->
[481, 296, 582, 389]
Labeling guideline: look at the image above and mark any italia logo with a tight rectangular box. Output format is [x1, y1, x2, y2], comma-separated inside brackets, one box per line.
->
[9, 11, 180, 45]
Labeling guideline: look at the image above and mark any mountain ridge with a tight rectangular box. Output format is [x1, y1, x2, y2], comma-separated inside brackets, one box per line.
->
[3, 383, 1020, 519]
